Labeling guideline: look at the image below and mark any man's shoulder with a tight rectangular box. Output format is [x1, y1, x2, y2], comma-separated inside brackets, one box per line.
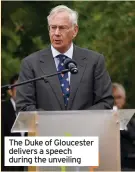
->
[2, 99, 10, 104]
[1, 99, 12, 109]
[75, 45, 102, 58]
[22, 46, 50, 62]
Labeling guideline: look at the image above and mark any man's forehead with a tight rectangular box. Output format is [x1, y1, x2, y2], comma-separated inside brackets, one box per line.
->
[113, 87, 125, 97]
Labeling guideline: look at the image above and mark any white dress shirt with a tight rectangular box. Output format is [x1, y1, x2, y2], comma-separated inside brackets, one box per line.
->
[10, 98, 16, 113]
[51, 43, 73, 83]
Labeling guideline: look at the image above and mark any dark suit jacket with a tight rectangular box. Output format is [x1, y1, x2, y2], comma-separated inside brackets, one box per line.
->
[16, 45, 114, 112]
[1, 99, 24, 171]
[1, 100, 21, 136]
[121, 113, 135, 170]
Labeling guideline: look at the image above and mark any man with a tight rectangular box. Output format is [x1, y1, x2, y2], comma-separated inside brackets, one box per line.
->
[16, 5, 113, 112]
[113, 83, 126, 109]
[1, 74, 24, 171]
[112, 83, 135, 171]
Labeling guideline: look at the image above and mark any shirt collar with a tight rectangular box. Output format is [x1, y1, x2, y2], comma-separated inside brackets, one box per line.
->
[10, 97, 16, 111]
[51, 43, 73, 59]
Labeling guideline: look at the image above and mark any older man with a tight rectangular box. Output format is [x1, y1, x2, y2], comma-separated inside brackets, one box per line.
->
[112, 83, 126, 109]
[112, 83, 135, 171]
[1, 74, 24, 171]
[16, 5, 113, 112]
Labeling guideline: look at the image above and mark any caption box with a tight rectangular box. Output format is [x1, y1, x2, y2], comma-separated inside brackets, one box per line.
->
[5, 137, 98, 166]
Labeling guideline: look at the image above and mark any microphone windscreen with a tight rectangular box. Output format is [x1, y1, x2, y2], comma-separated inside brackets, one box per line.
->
[63, 58, 77, 69]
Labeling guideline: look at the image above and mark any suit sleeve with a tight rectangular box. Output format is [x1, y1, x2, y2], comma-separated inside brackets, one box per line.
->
[89, 54, 114, 109]
[16, 59, 43, 112]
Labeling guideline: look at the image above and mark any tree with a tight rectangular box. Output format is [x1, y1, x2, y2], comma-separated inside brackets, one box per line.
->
[73, 1, 135, 108]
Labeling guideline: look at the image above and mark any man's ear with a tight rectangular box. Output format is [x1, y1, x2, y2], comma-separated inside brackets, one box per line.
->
[73, 25, 79, 39]
[7, 89, 12, 97]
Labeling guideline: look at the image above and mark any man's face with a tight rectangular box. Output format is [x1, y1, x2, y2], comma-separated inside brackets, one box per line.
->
[113, 87, 126, 109]
[49, 11, 78, 53]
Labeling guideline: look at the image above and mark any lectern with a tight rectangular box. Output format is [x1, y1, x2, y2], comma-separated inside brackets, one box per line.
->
[10, 110, 135, 171]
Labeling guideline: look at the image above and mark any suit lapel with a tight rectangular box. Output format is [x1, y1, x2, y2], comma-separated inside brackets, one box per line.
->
[39, 47, 65, 110]
[67, 45, 87, 110]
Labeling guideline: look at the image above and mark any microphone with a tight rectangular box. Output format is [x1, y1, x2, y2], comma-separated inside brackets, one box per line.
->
[63, 58, 78, 74]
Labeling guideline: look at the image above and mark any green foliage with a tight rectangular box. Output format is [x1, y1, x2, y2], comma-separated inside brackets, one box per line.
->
[1, 28, 21, 84]
[1, 1, 135, 108]
[73, 1, 135, 108]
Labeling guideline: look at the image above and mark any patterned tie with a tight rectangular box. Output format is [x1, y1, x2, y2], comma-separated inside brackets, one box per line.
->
[56, 54, 70, 107]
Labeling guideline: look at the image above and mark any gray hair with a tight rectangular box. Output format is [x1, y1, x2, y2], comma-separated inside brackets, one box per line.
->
[47, 5, 78, 26]
[112, 83, 126, 98]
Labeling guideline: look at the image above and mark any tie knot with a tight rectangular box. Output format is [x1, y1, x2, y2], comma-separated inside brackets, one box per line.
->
[56, 54, 68, 62]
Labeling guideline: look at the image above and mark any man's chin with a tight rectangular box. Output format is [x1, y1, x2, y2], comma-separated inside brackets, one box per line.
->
[53, 44, 62, 48]
[53, 45, 64, 52]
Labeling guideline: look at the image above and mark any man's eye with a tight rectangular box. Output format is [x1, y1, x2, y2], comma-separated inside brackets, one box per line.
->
[51, 26, 57, 29]
[60, 27, 65, 30]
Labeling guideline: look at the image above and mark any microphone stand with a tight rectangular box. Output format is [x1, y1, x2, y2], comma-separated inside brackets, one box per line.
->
[1, 69, 70, 91]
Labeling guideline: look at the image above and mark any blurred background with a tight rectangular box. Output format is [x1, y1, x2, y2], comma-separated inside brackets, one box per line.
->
[1, 1, 135, 108]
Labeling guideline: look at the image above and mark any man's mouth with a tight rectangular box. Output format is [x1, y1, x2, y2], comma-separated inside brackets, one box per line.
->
[54, 40, 61, 43]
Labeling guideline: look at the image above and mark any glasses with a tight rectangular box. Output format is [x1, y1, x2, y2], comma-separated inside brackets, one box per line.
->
[49, 25, 71, 33]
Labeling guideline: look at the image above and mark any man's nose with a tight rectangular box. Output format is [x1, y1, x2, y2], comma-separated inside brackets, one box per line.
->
[54, 27, 60, 35]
